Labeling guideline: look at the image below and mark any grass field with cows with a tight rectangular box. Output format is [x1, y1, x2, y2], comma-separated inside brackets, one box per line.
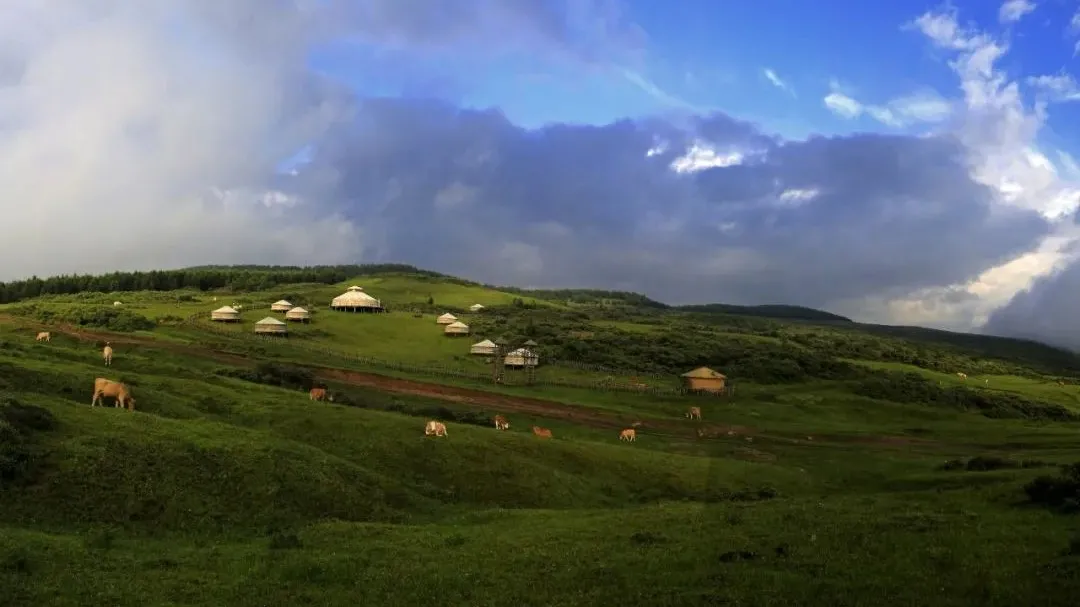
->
[3, 265, 1080, 605]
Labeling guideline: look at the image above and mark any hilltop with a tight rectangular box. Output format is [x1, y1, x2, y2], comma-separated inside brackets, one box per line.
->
[2, 264, 1080, 605]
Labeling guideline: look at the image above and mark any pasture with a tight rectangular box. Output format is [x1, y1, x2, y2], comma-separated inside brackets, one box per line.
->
[3, 266, 1080, 604]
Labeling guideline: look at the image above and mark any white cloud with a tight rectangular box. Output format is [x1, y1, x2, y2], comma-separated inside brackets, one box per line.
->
[824, 92, 863, 118]
[763, 68, 795, 96]
[1027, 73, 1080, 102]
[823, 85, 951, 127]
[998, 0, 1035, 24]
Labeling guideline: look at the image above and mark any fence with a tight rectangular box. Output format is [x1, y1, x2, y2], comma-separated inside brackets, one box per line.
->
[183, 313, 733, 399]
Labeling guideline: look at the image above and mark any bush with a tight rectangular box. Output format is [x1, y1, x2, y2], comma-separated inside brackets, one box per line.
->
[0, 398, 57, 488]
[9, 303, 155, 332]
[1023, 463, 1080, 511]
[216, 363, 314, 392]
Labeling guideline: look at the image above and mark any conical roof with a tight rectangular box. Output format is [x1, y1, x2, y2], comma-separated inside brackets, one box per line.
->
[285, 306, 310, 316]
[213, 305, 238, 314]
[272, 300, 292, 306]
[255, 316, 286, 325]
[681, 366, 726, 379]
[446, 321, 469, 329]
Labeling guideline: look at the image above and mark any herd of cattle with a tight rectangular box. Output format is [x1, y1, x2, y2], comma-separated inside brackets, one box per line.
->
[34, 328, 707, 444]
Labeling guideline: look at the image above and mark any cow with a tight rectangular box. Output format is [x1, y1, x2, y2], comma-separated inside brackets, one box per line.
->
[956, 372, 967, 380]
[91, 377, 135, 411]
[424, 420, 448, 437]
[103, 343, 113, 366]
[309, 387, 330, 402]
[619, 428, 636, 442]
[493, 414, 510, 430]
[686, 406, 702, 421]
[35, 331, 50, 342]
[532, 425, 553, 439]
[1058, 380, 1066, 387]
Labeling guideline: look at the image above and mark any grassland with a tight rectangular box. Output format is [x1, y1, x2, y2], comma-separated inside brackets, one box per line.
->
[3, 267, 1080, 604]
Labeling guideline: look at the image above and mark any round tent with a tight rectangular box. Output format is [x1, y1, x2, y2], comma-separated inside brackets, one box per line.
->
[210, 305, 240, 322]
[470, 339, 497, 355]
[504, 347, 539, 368]
[253, 316, 288, 336]
[330, 285, 384, 313]
[436, 313, 458, 325]
[284, 306, 311, 323]
[444, 321, 470, 336]
[469, 303, 485, 312]
[270, 299, 293, 313]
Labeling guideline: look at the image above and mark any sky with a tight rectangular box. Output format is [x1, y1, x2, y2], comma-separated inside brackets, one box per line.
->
[5, 1, 1080, 350]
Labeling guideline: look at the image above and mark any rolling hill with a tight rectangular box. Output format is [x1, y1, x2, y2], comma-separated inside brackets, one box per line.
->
[2, 264, 1080, 605]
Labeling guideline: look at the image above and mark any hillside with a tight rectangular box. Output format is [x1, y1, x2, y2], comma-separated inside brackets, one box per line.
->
[3, 265, 1080, 605]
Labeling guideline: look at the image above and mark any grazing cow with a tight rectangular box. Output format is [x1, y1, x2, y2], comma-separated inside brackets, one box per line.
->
[424, 420, 448, 437]
[532, 425, 553, 439]
[493, 414, 510, 430]
[309, 387, 329, 401]
[35, 331, 50, 342]
[956, 372, 967, 380]
[103, 343, 113, 366]
[1059, 380, 1066, 387]
[619, 428, 636, 442]
[686, 406, 702, 420]
[91, 377, 135, 410]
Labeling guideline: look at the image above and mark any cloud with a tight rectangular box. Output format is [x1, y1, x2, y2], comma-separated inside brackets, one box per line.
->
[823, 82, 951, 127]
[998, 0, 1035, 24]
[763, 68, 794, 96]
[284, 97, 1047, 309]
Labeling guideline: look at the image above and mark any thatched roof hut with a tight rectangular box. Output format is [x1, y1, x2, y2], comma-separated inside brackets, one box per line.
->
[254, 316, 288, 336]
[469, 303, 485, 312]
[504, 347, 539, 367]
[470, 339, 497, 355]
[210, 305, 240, 322]
[680, 367, 727, 392]
[436, 313, 458, 325]
[285, 307, 311, 322]
[271, 299, 293, 312]
[444, 321, 470, 336]
[330, 285, 384, 313]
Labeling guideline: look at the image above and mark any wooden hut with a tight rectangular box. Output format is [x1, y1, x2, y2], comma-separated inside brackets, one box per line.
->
[253, 316, 288, 336]
[436, 313, 458, 325]
[210, 305, 240, 322]
[285, 306, 311, 323]
[330, 286, 384, 313]
[680, 367, 727, 393]
[271, 299, 293, 313]
[444, 321, 470, 336]
[470, 339, 497, 355]
[504, 347, 539, 368]
[469, 304, 485, 312]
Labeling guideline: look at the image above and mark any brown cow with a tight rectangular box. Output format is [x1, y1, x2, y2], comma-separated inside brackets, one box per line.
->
[309, 387, 330, 401]
[619, 428, 636, 442]
[35, 331, 50, 342]
[686, 406, 702, 420]
[102, 343, 113, 366]
[91, 377, 135, 410]
[532, 425, 553, 439]
[493, 414, 510, 430]
[425, 420, 448, 437]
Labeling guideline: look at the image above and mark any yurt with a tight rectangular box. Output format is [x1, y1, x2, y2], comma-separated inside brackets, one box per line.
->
[504, 347, 539, 368]
[253, 316, 288, 336]
[284, 306, 311, 323]
[113, 301, 123, 307]
[330, 286, 384, 313]
[469, 304, 485, 312]
[680, 367, 727, 393]
[210, 306, 240, 322]
[271, 300, 293, 313]
[436, 313, 458, 325]
[444, 321, 470, 336]
[470, 339, 497, 355]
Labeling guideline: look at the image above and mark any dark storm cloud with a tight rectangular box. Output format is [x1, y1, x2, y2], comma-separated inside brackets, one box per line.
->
[983, 261, 1080, 350]
[287, 98, 1050, 308]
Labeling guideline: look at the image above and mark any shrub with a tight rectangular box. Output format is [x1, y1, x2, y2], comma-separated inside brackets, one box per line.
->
[1023, 463, 1080, 511]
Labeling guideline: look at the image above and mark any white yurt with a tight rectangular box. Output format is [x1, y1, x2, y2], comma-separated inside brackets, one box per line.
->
[436, 313, 458, 325]
[504, 347, 539, 368]
[284, 307, 311, 322]
[113, 301, 123, 307]
[470, 339, 497, 355]
[330, 286, 384, 313]
[253, 316, 288, 336]
[210, 306, 240, 322]
[444, 321, 470, 336]
[270, 299, 293, 312]
[469, 303, 485, 312]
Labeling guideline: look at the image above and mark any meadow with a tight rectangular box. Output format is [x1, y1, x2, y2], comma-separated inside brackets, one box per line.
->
[2, 266, 1080, 605]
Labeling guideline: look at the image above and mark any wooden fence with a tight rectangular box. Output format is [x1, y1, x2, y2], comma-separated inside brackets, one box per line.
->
[182, 313, 733, 399]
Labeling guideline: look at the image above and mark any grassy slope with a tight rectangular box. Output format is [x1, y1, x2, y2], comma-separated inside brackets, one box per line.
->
[4, 274, 1080, 604]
